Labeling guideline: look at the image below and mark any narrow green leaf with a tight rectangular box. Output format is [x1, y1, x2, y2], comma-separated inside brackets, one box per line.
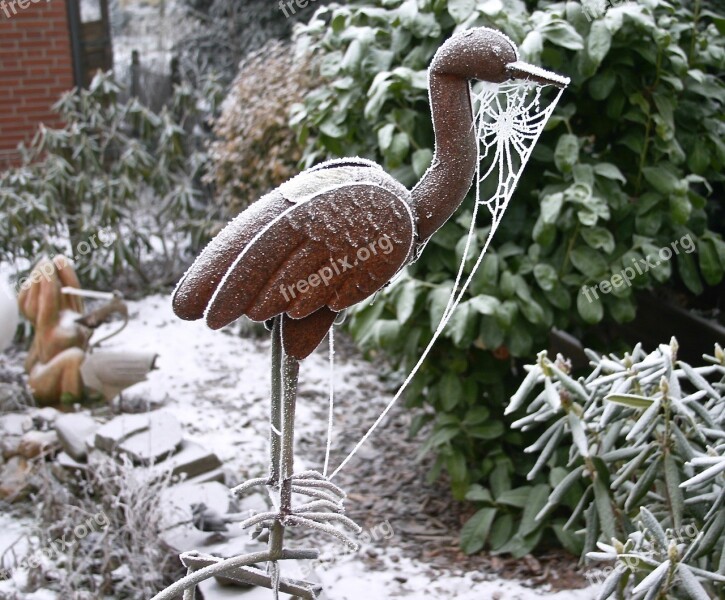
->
[537, 466, 585, 521]
[605, 393, 656, 409]
[632, 560, 670, 596]
[527, 421, 565, 480]
[612, 444, 652, 490]
[593, 476, 616, 541]
[664, 452, 684, 530]
[625, 456, 660, 513]
[625, 398, 661, 442]
[597, 566, 625, 600]
[506, 365, 542, 415]
[568, 412, 590, 457]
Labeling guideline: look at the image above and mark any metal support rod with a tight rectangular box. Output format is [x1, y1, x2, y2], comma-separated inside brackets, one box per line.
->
[281, 352, 300, 512]
[269, 335, 300, 561]
[269, 317, 282, 486]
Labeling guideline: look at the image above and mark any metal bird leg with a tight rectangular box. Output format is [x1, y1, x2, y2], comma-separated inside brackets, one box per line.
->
[151, 317, 360, 600]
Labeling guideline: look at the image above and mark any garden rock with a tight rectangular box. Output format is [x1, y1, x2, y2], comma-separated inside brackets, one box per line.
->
[159, 481, 237, 552]
[117, 411, 182, 464]
[0, 456, 34, 501]
[55, 413, 99, 461]
[93, 411, 151, 452]
[17, 430, 59, 459]
[0, 382, 30, 411]
[147, 439, 222, 480]
[0, 412, 32, 436]
[1, 435, 20, 460]
[31, 406, 61, 428]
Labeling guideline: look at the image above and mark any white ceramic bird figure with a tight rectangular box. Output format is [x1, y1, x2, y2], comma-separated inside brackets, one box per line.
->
[0, 279, 18, 352]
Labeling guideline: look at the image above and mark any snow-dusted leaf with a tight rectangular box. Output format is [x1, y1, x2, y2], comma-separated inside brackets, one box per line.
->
[676, 565, 711, 600]
[625, 398, 661, 442]
[639, 507, 667, 548]
[681, 458, 725, 489]
[506, 365, 542, 415]
[545, 376, 562, 411]
[632, 559, 670, 596]
[568, 412, 589, 457]
[597, 566, 625, 600]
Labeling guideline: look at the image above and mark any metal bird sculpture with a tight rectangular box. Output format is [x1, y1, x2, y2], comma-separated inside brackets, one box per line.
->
[162, 27, 568, 600]
[173, 28, 565, 360]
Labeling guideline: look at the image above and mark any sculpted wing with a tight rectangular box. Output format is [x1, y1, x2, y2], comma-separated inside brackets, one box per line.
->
[173, 183, 415, 332]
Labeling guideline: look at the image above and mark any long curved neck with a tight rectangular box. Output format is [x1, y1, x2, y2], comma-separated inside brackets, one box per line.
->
[411, 71, 477, 244]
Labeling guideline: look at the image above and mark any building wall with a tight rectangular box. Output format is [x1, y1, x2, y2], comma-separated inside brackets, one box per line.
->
[0, 0, 75, 169]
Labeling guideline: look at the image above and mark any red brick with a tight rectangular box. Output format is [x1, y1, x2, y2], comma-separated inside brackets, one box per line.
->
[0, 1, 73, 155]
[0, 31, 24, 40]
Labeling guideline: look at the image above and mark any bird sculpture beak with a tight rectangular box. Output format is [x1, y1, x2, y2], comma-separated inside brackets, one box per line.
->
[506, 61, 570, 89]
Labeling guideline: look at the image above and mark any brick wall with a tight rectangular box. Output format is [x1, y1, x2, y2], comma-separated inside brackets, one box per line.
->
[0, 0, 75, 169]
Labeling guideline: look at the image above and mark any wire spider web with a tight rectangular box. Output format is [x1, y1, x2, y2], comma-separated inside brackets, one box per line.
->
[474, 81, 558, 220]
[330, 79, 566, 479]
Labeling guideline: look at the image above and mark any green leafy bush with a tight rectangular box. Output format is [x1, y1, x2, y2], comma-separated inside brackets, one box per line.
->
[292, 0, 725, 553]
[508, 339, 725, 598]
[0, 72, 223, 289]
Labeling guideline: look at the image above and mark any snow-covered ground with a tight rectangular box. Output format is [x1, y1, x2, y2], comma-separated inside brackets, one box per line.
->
[6, 293, 598, 599]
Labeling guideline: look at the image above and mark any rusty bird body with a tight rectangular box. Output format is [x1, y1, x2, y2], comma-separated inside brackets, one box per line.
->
[173, 28, 566, 358]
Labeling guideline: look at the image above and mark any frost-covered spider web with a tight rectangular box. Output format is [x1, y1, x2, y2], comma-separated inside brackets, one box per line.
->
[474, 81, 560, 223]
[329, 79, 567, 479]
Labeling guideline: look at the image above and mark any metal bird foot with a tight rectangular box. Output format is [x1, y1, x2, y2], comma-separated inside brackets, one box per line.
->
[235, 470, 360, 551]
[232, 470, 343, 497]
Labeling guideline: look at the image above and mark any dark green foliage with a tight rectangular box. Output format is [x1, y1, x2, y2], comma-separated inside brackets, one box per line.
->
[292, 0, 725, 555]
[0, 72, 223, 289]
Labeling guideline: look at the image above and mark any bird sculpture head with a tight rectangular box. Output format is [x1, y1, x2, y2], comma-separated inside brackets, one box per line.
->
[430, 27, 568, 88]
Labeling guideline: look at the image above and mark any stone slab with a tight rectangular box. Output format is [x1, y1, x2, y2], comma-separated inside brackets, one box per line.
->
[17, 430, 59, 459]
[159, 481, 232, 531]
[0, 413, 32, 437]
[149, 440, 222, 481]
[183, 467, 226, 486]
[116, 411, 182, 464]
[93, 412, 152, 453]
[55, 413, 98, 461]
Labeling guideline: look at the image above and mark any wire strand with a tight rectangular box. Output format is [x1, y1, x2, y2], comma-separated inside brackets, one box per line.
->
[330, 83, 565, 480]
[323, 327, 335, 477]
